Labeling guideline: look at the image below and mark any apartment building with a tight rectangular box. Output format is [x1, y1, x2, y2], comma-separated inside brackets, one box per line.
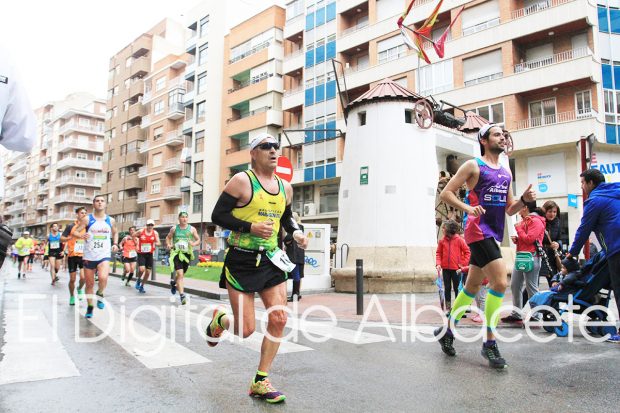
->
[221, 6, 286, 189]
[137, 53, 188, 232]
[2, 93, 105, 238]
[102, 19, 186, 232]
[282, 0, 341, 239]
[278, 0, 615, 247]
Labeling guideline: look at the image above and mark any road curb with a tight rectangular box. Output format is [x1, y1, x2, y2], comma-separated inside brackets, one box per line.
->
[108, 271, 229, 300]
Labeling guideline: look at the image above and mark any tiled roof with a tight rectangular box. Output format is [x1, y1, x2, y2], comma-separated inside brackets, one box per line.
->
[346, 78, 423, 112]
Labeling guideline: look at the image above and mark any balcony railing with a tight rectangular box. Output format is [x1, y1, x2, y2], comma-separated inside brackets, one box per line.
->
[227, 106, 271, 123]
[229, 41, 271, 64]
[164, 158, 182, 173]
[137, 192, 147, 203]
[57, 176, 99, 187]
[228, 73, 278, 94]
[13, 159, 28, 171]
[167, 102, 185, 119]
[226, 144, 250, 154]
[164, 186, 181, 198]
[37, 184, 49, 194]
[462, 17, 500, 36]
[284, 86, 303, 97]
[49, 212, 75, 221]
[39, 157, 50, 167]
[36, 202, 48, 210]
[166, 131, 184, 146]
[135, 217, 147, 227]
[161, 214, 177, 225]
[284, 49, 304, 61]
[464, 72, 503, 87]
[515, 109, 595, 130]
[39, 171, 50, 181]
[59, 122, 105, 136]
[141, 116, 151, 129]
[10, 174, 26, 186]
[56, 157, 102, 170]
[53, 195, 92, 205]
[340, 20, 369, 38]
[58, 138, 104, 153]
[138, 167, 148, 178]
[514, 47, 589, 73]
[510, 0, 572, 20]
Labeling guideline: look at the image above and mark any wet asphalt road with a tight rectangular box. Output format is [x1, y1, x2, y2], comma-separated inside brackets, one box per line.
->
[0, 264, 618, 413]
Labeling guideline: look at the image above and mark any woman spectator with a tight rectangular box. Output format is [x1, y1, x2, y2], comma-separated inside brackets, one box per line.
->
[539, 200, 562, 286]
[502, 201, 546, 323]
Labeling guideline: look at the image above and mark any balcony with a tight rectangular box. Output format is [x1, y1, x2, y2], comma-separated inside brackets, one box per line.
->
[160, 214, 177, 225]
[139, 140, 151, 153]
[128, 81, 144, 98]
[126, 126, 145, 141]
[36, 201, 48, 211]
[138, 167, 148, 178]
[37, 183, 49, 195]
[53, 194, 92, 205]
[163, 158, 182, 173]
[39, 171, 50, 181]
[180, 176, 191, 192]
[58, 138, 104, 153]
[137, 192, 147, 203]
[512, 110, 597, 151]
[165, 131, 184, 146]
[7, 217, 25, 227]
[514, 47, 589, 73]
[41, 140, 50, 150]
[228, 43, 283, 74]
[8, 203, 24, 214]
[13, 159, 28, 172]
[123, 174, 142, 190]
[163, 186, 182, 199]
[135, 217, 147, 227]
[5, 169, 14, 179]
[59, 122, 105, 136]
[229, 41, 271, 65]
[167, 102, 185, 120]
[228, 75, 284, 107]
[186, 33, 197, 51]
[36, 216, 47, 224]
[462, 17, 500, 36]
[38, 156, 50, 167]
[184, 62, 196, 80]
[48, 212, 75, 221]
[183, 89, 195, 106]
[434, 48, 597, 106]
[182, 119, 193, 134]
[283, 50, 304, 74]
[226, 107, 283, 136]
[56, 157, 103, 171]
[130, 57, 150, 77]
[511, 0, 573, 20]
[10, 174, 26, 186]
[282, 86, 304, 110]
[56, 176, 100, 188]
[127, 102, 147, 120]
[140, 115, 151, 129]
[284, 13, 304, 39]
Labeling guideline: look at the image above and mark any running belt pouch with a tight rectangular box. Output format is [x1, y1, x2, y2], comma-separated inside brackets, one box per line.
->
[0, 224, 13, 268]
[515, 252, 534, 272]
[266, 248, 296, 272]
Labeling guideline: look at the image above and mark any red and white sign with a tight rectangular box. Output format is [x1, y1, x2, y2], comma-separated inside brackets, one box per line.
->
[275, 156, 293, 182]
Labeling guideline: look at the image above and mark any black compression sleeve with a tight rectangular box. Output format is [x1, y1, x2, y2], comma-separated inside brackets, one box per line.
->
[281, 204, 300, 234]
[211, 192, 252, 233]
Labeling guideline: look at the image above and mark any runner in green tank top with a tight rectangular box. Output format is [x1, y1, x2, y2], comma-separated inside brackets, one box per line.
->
[165, 211, 200, 305]
[205, 133, 308, 403]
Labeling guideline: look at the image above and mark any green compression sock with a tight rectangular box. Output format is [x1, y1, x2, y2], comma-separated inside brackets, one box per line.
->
[448, 289, 476, 323]
[254, 370, 268, 383]
[485, 289, 505, 331]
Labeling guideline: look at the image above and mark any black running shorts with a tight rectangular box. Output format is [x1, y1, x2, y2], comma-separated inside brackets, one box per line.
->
[122, 256, 137, 264]
[137, 253, 153, 269]
[49, 249, 63, 259]
[219, 247, 287, 293]
[68, 256, 83, 273]
[17, 255, 27, 262]
[173, 256, 189, 273]
[469, 237, 503, 268]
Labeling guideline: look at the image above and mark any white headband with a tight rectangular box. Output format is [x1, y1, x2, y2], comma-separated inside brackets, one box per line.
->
[249, 133, 278, 150]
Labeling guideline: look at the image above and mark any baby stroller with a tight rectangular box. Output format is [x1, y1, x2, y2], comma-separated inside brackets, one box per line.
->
[528, 251, 616, 337]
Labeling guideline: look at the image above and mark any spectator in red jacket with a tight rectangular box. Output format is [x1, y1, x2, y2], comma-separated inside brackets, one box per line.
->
[502, 201, 546, 323]
[436, 220, 471, 311]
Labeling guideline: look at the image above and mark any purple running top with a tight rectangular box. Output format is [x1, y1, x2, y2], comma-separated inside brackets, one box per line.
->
[464, 158, 512, 244]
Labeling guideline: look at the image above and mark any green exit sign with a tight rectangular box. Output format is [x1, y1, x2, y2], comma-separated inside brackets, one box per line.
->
[360, 166, 369, 185]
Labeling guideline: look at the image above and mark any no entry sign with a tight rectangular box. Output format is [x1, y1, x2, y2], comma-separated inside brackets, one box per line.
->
[275, 156, 293, 182]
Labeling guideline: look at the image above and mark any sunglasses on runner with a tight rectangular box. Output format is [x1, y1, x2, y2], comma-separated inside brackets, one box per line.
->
[256, 142, 279, 151]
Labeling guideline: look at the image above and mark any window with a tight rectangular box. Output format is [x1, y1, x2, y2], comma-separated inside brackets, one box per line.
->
[199, 43, 209, 65]
[118, 190, 125, 201]
[528, 98, 556, 127]
[575, 90, 592, 117]
[193, 192, 203, 214]
[154, 100, 164, 115]
[125, 57, 133, 67]
[119, 167, 126, 178]
[152, 152, 163, 167]
[405, 109, 413, 124]
[463, 50, 502, 86]
[196, 101, 206, 122]
[199, 15, 209, 37]
[107, 193, 113, 203]
[194, 160, 204, 182]
[110, 128, 116, 139]
[151, 179, 161, 194]
[76, 170, 87, 179]
[197, 72, 207, 94]
[358, 112, 366, 126]
[377, 35, 406, 65]
[153, 126, 164, 141]
[599, 6, 609, 33]
[475, 103, 504, 125]
[319, 184, 339, 213]
[74, 188, 86, 197]
[376, 0, 402, 21]
[286, 0, 303, 20]
[418, 59, 453, 95]
[120, 144, 127, 156]
[155, 77, 166, 91]
[461, 0, 500, 35]
[150, 206, 160, 221]
[107, 172, 113, 182]
[195, 131, 205, 152]
[77, 152, 88, 160]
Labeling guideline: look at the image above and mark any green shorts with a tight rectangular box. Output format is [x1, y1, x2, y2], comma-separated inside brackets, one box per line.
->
[220, 247, 287, 293]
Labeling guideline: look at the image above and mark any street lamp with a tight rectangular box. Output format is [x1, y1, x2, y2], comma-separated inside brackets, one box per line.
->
[182, 175, 204, 252]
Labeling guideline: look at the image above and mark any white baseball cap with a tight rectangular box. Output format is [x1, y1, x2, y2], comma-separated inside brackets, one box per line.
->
[23, 231, 30, 235]
[249, 133, 278, 150]
[146, 219, 155, 226]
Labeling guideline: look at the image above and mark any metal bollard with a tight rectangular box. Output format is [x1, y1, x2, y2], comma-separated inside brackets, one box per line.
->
[356, 259, 363, 315]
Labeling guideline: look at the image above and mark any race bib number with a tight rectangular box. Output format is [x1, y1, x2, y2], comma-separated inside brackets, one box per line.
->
[50, 241, 60, 249]
[175, 240, 189, 252]
[74, 241, 85, 254]
[266, 248, 296, 272]
[20, 248, 30, 256]
[93, 235, 107, 250]
[129, 250, 137, 258]
[141, 244, 152, 253]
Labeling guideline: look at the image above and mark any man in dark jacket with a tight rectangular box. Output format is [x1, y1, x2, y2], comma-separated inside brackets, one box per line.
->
[568, 169, 620, 343]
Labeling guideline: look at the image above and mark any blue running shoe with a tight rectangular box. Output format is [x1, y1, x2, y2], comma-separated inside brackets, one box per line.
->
[85, 305, 94, 318]
[135, 279, 141, 290]
[139, 285, 146, 294]
[96, 291, 105, 309]
[606, 333, 620, 343]
[170, 280, 177, 295]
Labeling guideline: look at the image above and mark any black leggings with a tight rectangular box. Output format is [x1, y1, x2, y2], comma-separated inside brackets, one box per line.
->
[609, 253, 620, 334]
[443, 269, 460, 305]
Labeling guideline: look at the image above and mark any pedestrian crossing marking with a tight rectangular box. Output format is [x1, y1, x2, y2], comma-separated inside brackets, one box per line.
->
[83, 305, 211, 369]
[0, 309, 80, 385]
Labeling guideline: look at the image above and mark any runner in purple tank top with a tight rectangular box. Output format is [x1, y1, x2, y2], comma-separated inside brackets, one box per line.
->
[433, 124, 537, 369]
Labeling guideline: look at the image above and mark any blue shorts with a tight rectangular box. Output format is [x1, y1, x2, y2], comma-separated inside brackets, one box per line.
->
[83, 258, 111, 270]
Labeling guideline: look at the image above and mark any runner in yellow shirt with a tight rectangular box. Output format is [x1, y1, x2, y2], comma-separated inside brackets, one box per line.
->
[15, 231, 34, 279]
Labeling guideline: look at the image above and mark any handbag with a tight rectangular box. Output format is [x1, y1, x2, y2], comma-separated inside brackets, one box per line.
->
[515, 251, 534, 272]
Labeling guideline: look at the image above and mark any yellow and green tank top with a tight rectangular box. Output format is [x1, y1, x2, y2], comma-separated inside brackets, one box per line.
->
[173, 225, 193, 254]
[227, 170, 286, 251]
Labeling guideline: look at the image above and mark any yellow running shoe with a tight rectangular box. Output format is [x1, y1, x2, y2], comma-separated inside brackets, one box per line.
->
[205, 308, 225, 347]
[249, 378, 286, 403]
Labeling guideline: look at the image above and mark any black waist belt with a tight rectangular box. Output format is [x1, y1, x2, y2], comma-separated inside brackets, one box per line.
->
[232, 246, 267, 254]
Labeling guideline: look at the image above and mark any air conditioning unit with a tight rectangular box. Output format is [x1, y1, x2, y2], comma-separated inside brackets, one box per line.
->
[303, 202, 316, 216]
